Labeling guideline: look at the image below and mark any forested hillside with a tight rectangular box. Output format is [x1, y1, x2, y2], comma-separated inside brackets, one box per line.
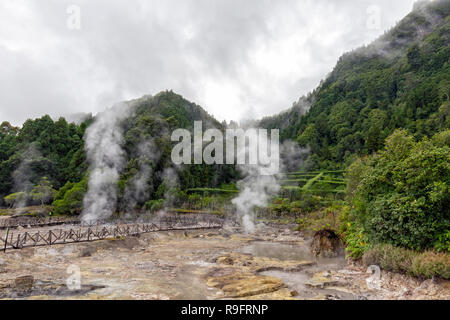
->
[0, 91, 237, 212]
[259, 0, 450, 169]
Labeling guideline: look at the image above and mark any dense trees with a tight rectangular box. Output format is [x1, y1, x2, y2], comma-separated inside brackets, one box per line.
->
[0, 115, 86, 203]
[0, 91, 238, 213]
[259, 0, 450, 170]
[257, 1, 450, 267]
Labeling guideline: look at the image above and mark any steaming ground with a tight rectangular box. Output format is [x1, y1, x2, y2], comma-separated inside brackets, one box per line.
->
[1, 223, 447, 300]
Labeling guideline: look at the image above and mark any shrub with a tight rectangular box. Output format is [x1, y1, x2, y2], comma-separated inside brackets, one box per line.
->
[52, 178, 87, 215]
[434, 230, 450, 252]
[297, 195, 323, 213]
[363, 244, 418, 274]
[4, 192, 29, 208]
[54, 182, 75, 201]
[411, 251, 450, 279]
[363, 244, 450, 279]
[145, 199, 165, 212]
[342, 222, 370, 260]
[348, 130, 450, 251]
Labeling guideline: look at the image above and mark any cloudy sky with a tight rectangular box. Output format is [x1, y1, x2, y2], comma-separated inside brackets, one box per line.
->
[0, 0, 419, 125]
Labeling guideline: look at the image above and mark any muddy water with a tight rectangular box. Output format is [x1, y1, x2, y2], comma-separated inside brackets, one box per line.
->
[241, 241, 347, 268]
[241, 241, 361, 300]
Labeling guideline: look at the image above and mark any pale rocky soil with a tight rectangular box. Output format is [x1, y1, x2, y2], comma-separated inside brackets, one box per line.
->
[0, 224, 448, 300]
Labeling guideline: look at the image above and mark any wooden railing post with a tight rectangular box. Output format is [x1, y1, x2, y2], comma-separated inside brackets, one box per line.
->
[3, 228, 9, 252]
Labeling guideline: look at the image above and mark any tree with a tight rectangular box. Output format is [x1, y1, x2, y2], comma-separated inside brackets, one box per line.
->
[407, 44, 423, 70]
[0, 121, 19, 135]
[30, 177, 56, 206]
[52, 178, 87, 215]
[4, 192, 28, 208]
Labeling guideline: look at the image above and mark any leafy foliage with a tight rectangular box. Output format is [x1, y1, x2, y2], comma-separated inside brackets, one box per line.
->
[52, 178, 88, 215]
[4, 192, 28, 208]
[347, 130, 450, 251]
[0, 91, 239, 213]
[30, 177, 56, 206]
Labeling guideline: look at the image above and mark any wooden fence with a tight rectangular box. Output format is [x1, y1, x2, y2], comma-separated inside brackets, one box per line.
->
[0, 217, 79, 230]
[0, 215, 223, 251]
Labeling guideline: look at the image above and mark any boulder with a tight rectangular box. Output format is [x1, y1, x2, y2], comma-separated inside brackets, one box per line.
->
[305, 272, 339, 289]
[14, 275, 34, 291]
[207, 271, 285, 298]
[311, 229, 342, 258]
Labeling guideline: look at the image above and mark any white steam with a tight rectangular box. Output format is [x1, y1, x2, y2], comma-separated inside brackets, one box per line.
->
[11, 144, 42, 208]
[231, 134, 309, 233]
[123, 140, 160, 212]
[231, 129, 281, 233]
[160, 167, 180, 207]
[232, 170, 280, 233]
[81, 103, 133, 223]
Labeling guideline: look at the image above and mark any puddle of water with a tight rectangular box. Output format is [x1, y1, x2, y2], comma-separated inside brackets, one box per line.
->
[260, 270, 359, 300]
[240, 241, 347, 269]
[242, 241, 361, 300]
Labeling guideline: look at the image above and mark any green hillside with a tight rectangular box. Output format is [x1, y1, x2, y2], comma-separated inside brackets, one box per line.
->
[0, 91, 237, 211]
[259, 0, 450, 169]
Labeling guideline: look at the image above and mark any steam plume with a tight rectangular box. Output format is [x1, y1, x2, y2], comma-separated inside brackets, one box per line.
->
[231, 134, 309, 233]
[81, 103, 133, 223]
[123, 140, 160, 212]
[11, 144, 42, 208]
[231, 129, 280, 233]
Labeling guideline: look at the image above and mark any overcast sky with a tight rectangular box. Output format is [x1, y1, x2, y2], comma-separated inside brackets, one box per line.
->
[0, 0, 419, 126]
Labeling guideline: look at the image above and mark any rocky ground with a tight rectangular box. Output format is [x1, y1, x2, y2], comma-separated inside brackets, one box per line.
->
[0, 223, 448, 300]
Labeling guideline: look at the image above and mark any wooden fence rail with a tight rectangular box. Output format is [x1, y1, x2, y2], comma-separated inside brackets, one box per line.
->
[0, 215, 223, 252]
[0, 217, 80, 230]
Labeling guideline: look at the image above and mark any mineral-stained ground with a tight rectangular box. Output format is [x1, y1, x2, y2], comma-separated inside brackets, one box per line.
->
[0, 223, 448, 300]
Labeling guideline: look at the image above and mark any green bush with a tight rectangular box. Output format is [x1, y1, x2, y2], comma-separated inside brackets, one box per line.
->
[348, 130, 450, 251]
[4, 192, 29, 208]
[434, 230, 450, 252]
[52, 178, 87, 215]
[145, 199, 165, 212]
[54, 182, 75, 201]
[342, 222, 370, 260]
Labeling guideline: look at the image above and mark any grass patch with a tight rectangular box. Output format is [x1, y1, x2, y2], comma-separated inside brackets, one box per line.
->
[168, 208, 225, 216]
[0, 206, 54, 217]
[186, 188, 238, 195]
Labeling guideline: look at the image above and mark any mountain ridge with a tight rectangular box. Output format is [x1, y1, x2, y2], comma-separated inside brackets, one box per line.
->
[258, 0, 450, 169]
